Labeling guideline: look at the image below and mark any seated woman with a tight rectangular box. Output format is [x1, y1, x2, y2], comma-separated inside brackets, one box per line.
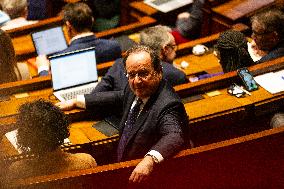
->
[0, 29, 30, 84]
[195, 30, 255, 81]
[5, 99, 97, 180]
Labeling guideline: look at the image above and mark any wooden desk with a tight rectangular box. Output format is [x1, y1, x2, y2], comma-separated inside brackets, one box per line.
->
[211, 0, 275, 33]
[174, 52, 221, 76]
[10, 127, 284, 189]
[1, 73, 283, 150]
[129, 1, 192, 26]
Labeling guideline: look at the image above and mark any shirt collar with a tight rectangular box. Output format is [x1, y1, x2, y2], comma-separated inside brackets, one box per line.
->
[138, 97, 149, 105]
[70, 32, 94, 43]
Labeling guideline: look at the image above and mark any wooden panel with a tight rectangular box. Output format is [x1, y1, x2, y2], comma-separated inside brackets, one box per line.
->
[210, 0, 275, 33]
[212, 0, 275, 21]
[9, 127, 284, 189]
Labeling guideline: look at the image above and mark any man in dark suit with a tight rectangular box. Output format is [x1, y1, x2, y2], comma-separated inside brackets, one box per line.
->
[94, 25, 188, 93]
[251, 8, 284, 63]
[56, 45, 190, 183]
[37, 2, 121, 76]
[59, 2, 121, 63]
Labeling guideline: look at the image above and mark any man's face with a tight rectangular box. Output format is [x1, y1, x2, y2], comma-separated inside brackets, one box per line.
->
[251, 20, 278, 51]
[125, 51, 162, 99]
[162, 33, 177, 63]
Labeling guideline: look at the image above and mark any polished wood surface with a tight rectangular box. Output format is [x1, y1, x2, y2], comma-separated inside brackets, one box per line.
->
[212, 0, 275, 21]
[10, 127, 284, 189]
[175, 53, 221, 75]
[210, 0, 275, 33]
[6, 16, 63, 38]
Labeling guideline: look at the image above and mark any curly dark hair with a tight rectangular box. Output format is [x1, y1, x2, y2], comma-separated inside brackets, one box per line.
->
[216, 30, 254, 73]
[16, 99, 70, 154]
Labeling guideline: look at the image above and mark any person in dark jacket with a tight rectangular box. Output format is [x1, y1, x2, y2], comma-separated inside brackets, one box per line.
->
[37, 2, 122, 76]
[94, 25, 188, 93]
[56, 45, 190, 184]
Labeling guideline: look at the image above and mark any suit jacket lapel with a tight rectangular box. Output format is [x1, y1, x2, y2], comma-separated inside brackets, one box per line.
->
[119, 93, 135, 134]
[123, 80, 165, 148]
[125, 95, 156, 145]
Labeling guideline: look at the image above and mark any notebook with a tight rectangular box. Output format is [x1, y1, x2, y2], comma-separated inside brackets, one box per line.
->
[31, 26, 68, 56]
[144, 0, 193, 13]
[50, 47, 98, 102]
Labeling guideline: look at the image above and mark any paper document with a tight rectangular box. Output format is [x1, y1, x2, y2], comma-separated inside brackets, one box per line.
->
[5, 129, 71, 154]
[254, 70, 284, 94]
[144, 0, 193, 13]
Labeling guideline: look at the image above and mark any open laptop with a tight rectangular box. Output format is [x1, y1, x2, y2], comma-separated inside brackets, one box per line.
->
[31, 26, 68, 56]
[50, 47, 98, 102]
[144, 0, 193, 13]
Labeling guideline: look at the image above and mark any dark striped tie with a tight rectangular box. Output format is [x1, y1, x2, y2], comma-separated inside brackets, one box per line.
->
[117, 99, 143, 162]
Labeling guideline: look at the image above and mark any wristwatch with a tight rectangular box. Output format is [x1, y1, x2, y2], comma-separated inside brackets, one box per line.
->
[146, 154, 159, 164]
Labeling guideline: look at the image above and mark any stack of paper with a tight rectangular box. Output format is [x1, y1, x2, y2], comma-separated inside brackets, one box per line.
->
[254, 70, 284, 94]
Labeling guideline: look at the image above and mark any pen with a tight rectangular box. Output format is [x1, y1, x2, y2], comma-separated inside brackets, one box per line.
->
[235, 85, 251, 96]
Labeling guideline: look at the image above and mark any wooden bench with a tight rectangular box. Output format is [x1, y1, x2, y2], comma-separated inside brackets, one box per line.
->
[7, 126, 284, 189]
[210, 0, 275, 34]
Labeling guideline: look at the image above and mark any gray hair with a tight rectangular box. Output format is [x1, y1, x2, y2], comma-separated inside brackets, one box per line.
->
[1, 0, 27, 19]
[251, 7, 284, 39]
[140, 25, 172, 55]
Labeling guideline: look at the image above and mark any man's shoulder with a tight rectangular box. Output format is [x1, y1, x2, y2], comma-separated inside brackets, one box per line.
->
[162, 62, 185, 75]
[71, 35, 120, 48]
[162, 61, 188, 85]
[258, 45, 284, 63]
[95, 38, 121, 50]
[154, 80, 182, 106]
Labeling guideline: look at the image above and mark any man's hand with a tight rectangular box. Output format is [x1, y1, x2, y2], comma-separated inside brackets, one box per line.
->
[36, 55, 50, 69]
[129, 156, 155, 184]
[177, 12, 190, 19]
[55, 99, 77, 111]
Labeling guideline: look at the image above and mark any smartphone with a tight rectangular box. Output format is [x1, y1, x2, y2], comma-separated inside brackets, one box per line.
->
[237, 67, 258, 91]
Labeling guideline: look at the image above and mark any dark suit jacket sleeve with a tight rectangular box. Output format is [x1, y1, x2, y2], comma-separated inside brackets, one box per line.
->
[84, 90, 124, 118]
[150, 103, 187, 159]
[176, 0, 204, 38]
[93, 58, 127, 92]
[38, 70, 49, 76]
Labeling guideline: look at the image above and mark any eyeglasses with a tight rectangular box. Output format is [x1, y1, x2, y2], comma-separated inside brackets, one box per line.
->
[126, 70, 154, 80]
[166, 44, 178, 51]
[252, 30, 273, 37]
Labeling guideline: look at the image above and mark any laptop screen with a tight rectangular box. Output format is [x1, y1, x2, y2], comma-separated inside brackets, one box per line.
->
[32, 26, 68, 56]
[50, 48, 98, 91]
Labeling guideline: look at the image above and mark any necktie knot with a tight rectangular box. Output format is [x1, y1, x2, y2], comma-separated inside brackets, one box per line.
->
[136, 98, 143, 108]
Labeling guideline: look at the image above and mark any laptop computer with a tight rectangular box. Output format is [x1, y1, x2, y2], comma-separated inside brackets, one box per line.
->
[50, 47, 98, 102]
[31, 26, 68, 56]
[144, 0, 193, 13]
